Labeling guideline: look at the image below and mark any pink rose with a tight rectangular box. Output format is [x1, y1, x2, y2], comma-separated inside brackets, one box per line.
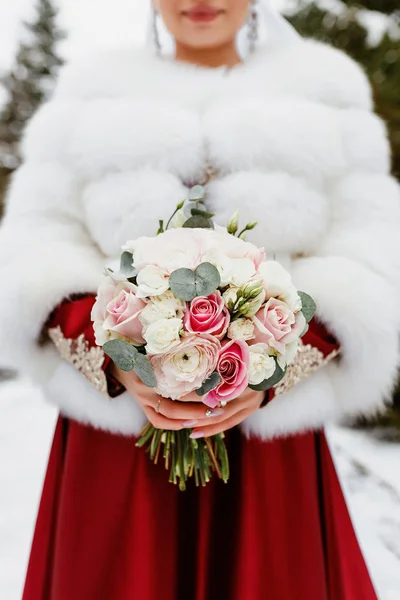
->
[184, 291, 230, 339]
[204, 340, 250, 408]
[253, 298, 306, 355]
[150, 334, 221, 400]
[92, 278, 146, 346]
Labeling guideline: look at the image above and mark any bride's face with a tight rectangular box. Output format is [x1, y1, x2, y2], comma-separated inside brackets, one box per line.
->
[154, 1, 252, 49]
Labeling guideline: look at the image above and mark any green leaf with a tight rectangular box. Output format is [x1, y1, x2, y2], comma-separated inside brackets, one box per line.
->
[298, 291, 317, 324]
[196, 372, 221, 396]
[190, 208, 215, 219]
[194, 262, 221, 297]
[169, 268, 197, 301]
[120, 251, 136, 278]
[249, 360, 286, 392]
[132, 353, 157, 388]
[188, 185, 206, 202]
[169, 263, 221, 302]
[103, 339, 138, 372]
[182, 216, 213, 229]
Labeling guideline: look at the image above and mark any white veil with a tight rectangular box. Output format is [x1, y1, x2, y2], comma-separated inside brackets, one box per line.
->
[147, 1, 300, 59]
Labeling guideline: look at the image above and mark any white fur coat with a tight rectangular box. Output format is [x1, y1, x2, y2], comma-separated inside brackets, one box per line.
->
[1, 38, 400, 439]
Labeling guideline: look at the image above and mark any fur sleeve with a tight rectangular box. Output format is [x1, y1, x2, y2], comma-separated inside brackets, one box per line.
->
[0, 108, 104, 384]
[243, 74, 400, 440]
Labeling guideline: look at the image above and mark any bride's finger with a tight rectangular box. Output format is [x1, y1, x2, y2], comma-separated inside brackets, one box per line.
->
[156, 397, 226, 423]
[190, 408, 253, 438]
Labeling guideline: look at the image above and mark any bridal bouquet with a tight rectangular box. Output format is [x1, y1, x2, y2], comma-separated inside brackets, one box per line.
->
[91, 186, 316, 490]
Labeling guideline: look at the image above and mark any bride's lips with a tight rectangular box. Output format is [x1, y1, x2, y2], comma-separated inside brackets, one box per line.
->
[182, 4, 223, 24]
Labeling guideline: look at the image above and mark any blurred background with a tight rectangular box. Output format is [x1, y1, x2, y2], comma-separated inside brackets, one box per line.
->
[0, 1, 399, 599]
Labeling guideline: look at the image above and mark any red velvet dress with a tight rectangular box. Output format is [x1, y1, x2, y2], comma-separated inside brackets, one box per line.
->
[23, 298, 378, 600]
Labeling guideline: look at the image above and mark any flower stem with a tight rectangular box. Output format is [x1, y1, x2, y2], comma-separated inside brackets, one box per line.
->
[136, 422, 230, 490]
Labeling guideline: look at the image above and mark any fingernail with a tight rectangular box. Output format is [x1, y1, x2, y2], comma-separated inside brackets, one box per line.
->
[208, 408, 224, 417]
[190, 431, 205, 439]
[183, 420, 199, 427]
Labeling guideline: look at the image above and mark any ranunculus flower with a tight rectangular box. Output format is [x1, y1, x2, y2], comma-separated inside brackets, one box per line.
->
[184, 291, 229, 340]
[248, 344, 276, 385]
[139, 291, 185, 329]
[204, 340, 250, 408]
[253, 298, 306, 355]
[150, 334, 221, 400]
[91, 277, 146, 346]
[258, 261, 302, 312]
[136, 265, 170, 298]
[144, 317, 183, 355]
[228, 318, 255, 341]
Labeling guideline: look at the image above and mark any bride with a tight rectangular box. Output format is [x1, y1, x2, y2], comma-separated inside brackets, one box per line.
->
[1, 1, 399, 598]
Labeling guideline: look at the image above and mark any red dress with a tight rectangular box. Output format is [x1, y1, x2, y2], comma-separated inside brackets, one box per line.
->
[23, 298, 378, 600]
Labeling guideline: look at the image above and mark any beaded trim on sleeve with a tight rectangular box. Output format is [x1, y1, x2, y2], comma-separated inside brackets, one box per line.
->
[48, 326, 108, 396]
[274, 340, 340, 397]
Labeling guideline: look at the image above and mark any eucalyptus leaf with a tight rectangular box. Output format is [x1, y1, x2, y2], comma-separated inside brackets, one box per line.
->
[120, 251, 136, 278]
[188, 185, 206, 202]
[196, 372, 221, 396]
[169, 268, 197, 301]
[132, 353, 157, 388]
[298, 291, 317, 324]
[194, 262, 221, 297]
[190, 208, 215, 219]
[169, 262, 221, 302]
[103, 339, 138, 372]
[182, 216, 213, 229]
[249, 360, 286, 392]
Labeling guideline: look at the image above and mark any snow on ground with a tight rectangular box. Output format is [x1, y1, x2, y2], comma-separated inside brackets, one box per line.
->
[1, 379, 400, 600]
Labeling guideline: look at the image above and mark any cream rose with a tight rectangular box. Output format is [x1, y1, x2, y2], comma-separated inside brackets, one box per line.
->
[228, 318, 255, 341]
[253, 298, 306, 356]
[91, 277, 146, 346]
[248, 344, 277, 386]
[144, 317, 183, 355]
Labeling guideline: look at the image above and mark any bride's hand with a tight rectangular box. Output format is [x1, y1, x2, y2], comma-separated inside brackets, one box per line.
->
[113, 366, 265, 436]
[188, 387, 266, 439]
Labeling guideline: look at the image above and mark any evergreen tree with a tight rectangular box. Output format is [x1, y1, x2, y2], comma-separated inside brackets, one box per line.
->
[0, 0, 65, 171]
[284, 1, 400, 177]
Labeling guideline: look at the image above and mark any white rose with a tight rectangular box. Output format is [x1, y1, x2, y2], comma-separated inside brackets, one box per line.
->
[258, 261, 301, 312]
[248, 344, 277, 386]
[228, 318, 255, 341]
[230, 258, 256, 287]
[144, 317, 183, 355]
[139, 291, 185, 329]
[136, 265, 170, 298]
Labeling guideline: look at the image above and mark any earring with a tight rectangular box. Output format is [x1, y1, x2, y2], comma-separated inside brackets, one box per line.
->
[248, 0, 258, 53]
[152, 5, 161, 55]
